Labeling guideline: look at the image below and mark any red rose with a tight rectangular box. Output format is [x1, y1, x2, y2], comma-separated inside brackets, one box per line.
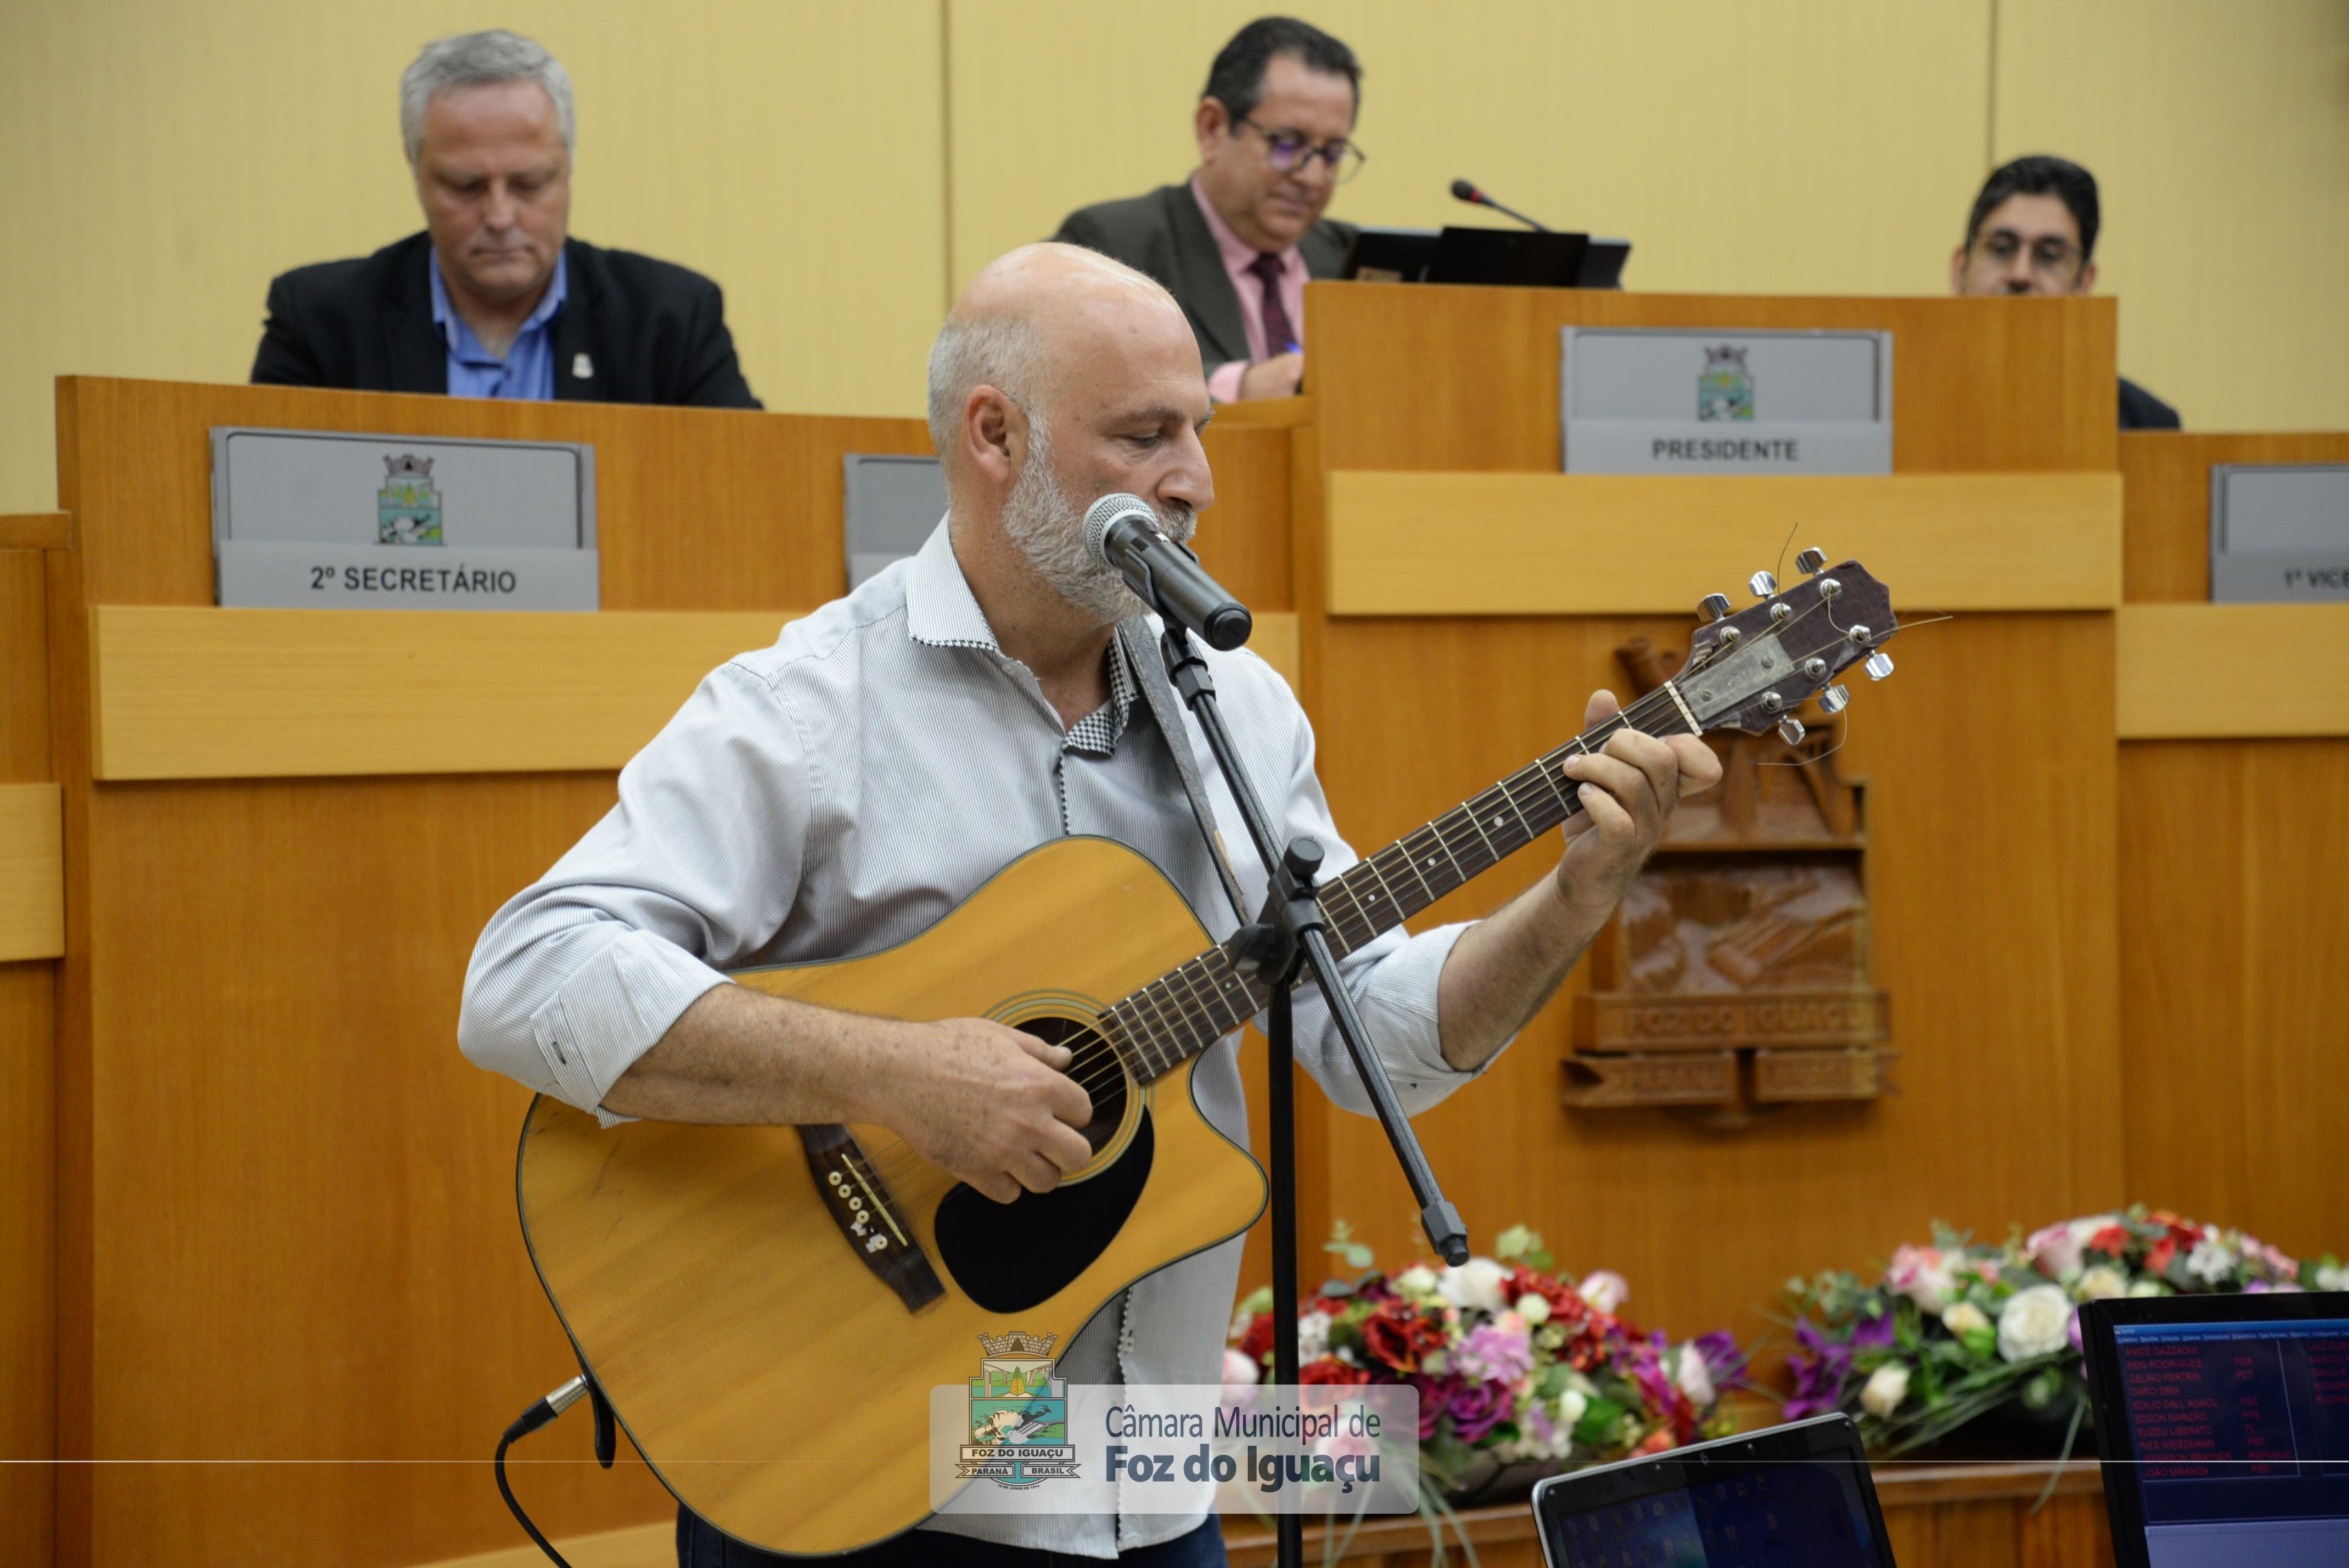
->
[2147, 1238, 2178, 1276]
[1362, 1303, 1447, 1373]
[2086, 1225, 2133, 1257]
[1631, 1428, 1675, 1457]
[1238, 1312, 1273, 1364]
[1301, 1358, 1373, 1386]
[1508, 1266, 1587, 1324]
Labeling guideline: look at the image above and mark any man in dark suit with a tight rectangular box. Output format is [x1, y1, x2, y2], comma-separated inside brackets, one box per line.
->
[1053, 16, 1362, 403]
[252, 30, 758, 409]
[1951, 154, 2178, 430]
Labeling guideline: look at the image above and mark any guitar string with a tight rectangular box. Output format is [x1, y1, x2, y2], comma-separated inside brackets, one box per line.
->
[850, 605, 1832, 1198]
[849, 679, 1709, 1194]
[853, 593, 1881, 1195]
[846, 638, 1785, 1194]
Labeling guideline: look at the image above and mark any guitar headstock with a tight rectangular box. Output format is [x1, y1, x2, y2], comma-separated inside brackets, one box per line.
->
[1672, 550, 1899, 743]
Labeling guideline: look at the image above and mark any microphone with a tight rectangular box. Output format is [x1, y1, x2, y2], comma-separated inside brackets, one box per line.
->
[1449, 177, 1552, 232]
[1081, 493, 1252, 651]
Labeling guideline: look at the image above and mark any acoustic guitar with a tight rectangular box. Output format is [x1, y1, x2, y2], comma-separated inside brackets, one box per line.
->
[514, 556, 1899, 1554]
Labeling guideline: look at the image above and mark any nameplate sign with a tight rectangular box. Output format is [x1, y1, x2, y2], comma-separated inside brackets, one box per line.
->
[1561, 326, 1892, 475]
[210, 428, 598, 610]
[2211, 463, 2349, 601]
[843, 453, 946, 589]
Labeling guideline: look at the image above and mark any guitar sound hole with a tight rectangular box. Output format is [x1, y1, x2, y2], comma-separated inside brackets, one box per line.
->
[932, 1010, 1153, 1314]
[1018, 1014, 1129, 1155]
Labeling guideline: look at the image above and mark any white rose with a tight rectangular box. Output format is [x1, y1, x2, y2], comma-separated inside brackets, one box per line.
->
[1438, 1257, 1510, 1314]
[1554, 1388, 1589, 1432]
[1676, 1342, 1715, 1406]
[1297, 1310, 1332, 1363]
[2184, 1240, 2238, 1285]
[2075, 1265, 2129, 1302]
[1942, 1301, 1990, 1338]
[1394, 1264, 1441, 1299]
[1516, 1292, 1553, 1325]
[1859, 1362, 1910, 1419]
[1579, 1270, 1630, 1315]
[2128, 1279, 2166, 1298]
[1997, 1284, 2073, 1362]
[2315, 1264, 2349, 1293]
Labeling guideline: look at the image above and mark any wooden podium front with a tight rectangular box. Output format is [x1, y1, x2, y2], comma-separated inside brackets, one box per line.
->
[5, 378, 1301, 1568]
[1281, 282, 2129, 1360]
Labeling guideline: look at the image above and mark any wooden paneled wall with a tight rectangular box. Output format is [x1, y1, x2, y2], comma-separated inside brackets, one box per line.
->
[1, 518, 60, 1568]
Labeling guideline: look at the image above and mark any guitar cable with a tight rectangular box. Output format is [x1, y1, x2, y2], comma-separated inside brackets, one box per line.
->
[496, 1368, 616, 1568]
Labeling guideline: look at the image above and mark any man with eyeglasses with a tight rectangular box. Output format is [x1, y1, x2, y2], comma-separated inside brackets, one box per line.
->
[1053, 16, 1364, 403]
[1949, 154, 2179, 430]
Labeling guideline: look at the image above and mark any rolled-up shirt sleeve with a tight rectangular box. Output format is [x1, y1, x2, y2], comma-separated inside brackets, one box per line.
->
[459, 660, 810, 1120]
[1252, 695, 1498, 1118]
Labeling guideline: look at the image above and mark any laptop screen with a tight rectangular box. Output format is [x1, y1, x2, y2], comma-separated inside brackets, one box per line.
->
[2103, 1311, 2349, 1568]
[1533, 1416, 1891, 1568]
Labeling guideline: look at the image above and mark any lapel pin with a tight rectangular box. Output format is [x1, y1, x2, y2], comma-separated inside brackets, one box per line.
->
[573, 352, 594, 379]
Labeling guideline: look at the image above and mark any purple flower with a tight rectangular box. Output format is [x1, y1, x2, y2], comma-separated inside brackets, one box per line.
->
[1447, 1379, 1511, 1444]
[1693, 1329, 1748, 1386]
[1454, 1319, 1535, 1384]
[1407, 1373, 1460, 1440]
[1785, 1318, 1852, 1421]
[2067, 1307, 2084, 1353]
[1853, 1312, 1896, 1349]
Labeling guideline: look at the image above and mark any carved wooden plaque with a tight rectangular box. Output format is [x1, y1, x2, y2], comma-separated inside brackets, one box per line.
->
[1565, 636, 1895, 1121]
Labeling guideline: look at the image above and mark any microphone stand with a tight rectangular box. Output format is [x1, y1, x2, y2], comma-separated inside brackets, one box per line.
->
[1151, 620, 1469, 1568]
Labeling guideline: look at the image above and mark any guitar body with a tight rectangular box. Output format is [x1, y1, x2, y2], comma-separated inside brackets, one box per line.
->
[515, 836, 1269, 1556]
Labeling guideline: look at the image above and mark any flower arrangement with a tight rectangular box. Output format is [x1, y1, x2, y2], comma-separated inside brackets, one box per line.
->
[1226, 1223, 1746, 1491]
[1785, 1204, 2346, 1454]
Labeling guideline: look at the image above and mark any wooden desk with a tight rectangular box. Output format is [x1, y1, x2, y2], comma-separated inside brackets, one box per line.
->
[1283, 285, 2127, 1378]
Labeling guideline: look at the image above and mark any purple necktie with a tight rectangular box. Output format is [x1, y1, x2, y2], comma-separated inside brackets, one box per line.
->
[1248, 252, 1295, 357]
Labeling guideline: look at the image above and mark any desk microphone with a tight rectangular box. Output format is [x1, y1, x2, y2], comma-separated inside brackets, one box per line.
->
[1082, 493, 1252, 651]
[1449, 178, 1552, 232]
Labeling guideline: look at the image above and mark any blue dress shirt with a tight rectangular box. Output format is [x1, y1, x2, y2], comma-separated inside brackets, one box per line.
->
[428, 250, 568, 400]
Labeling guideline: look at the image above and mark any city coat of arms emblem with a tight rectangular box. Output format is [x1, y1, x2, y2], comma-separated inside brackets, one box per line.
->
[956, 1330, 1080, 1488]
[378, 453, 444, 544]
[1697, 345, 1757, 422]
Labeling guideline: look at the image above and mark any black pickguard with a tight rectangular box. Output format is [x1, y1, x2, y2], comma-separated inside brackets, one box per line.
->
[932, 1111, 1155, 1314]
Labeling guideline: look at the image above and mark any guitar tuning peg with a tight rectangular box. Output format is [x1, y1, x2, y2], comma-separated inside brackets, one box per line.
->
[1776, 716, 1805, 745]
[1748, 570, 1779, 598]
[1796, 548, 1827, 575]
[1864, 651, 1894, 682]
[1698, 592, 1731, 622]
[1818, 684, 1850, 714]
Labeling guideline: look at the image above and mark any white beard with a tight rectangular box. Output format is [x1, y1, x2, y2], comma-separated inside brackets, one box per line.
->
[1000, 420, 1196, 627]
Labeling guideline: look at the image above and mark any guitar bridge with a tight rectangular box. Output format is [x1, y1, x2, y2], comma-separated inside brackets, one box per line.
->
[797, 1124, 945, 1312]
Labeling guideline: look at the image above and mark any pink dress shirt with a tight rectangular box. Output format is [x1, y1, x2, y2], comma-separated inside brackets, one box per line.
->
[1189, 175, 1309, 403]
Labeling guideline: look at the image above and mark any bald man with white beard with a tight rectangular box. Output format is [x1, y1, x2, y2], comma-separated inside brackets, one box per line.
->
[461, 243, 1716, 1565]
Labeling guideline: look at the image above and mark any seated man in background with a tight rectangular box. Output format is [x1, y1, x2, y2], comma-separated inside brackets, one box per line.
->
[252, 29, 760, 408]
[1951, 154, 2178, 429]
[1054, 16, 1362, 403]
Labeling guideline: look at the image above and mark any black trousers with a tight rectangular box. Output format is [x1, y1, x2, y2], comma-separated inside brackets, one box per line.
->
[675, 1512, 1227, 1567]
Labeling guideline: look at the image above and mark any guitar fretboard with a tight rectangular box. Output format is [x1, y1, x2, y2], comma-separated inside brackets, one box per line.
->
[1099, 695, 1700, 1083]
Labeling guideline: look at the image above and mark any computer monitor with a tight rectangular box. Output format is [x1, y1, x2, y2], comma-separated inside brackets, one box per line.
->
[1339, 226, 1439, 282]
[2081, 1290, 2349, 1568]
[1530, 1414, 1897, 1567]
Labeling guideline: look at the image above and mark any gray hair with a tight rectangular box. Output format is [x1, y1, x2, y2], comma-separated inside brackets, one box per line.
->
[926, 312, 1047, 461]
[400, 30, 575, 163]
